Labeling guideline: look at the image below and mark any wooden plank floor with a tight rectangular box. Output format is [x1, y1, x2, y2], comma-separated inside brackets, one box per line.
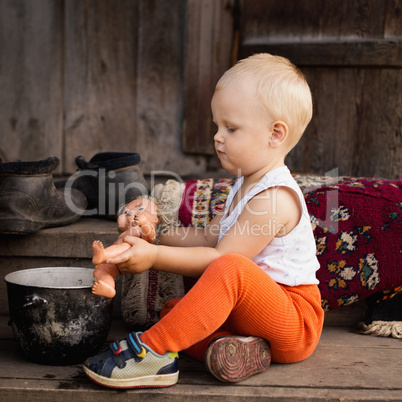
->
[1, 316, 401, 401]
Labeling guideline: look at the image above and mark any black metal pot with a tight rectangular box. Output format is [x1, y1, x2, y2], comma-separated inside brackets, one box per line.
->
[5, 267, 113, 366]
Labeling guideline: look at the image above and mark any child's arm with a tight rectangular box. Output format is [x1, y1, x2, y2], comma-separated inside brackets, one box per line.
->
[158, 212, 223, 248]
[108, 187, 300, 278]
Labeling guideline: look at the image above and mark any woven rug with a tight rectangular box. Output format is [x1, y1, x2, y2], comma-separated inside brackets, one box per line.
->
[304, 176, 402, 311]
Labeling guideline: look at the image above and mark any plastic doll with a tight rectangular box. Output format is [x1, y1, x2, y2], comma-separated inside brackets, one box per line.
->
[91, 197, 159, 298]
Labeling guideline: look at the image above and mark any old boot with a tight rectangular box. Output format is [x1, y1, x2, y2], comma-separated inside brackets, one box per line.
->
[67, 152, 148, 220]
[0, 157, 87, 235]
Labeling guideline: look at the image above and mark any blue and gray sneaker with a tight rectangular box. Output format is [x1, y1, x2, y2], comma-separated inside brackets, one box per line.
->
[83, 332, 179, 389]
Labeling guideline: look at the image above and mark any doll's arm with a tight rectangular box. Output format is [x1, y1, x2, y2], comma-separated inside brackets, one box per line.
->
[134, 212, 157, 243]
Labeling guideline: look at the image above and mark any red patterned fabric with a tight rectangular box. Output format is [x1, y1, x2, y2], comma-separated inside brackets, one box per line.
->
[178, 176, 402, 311]
[179, 178, 238, 227]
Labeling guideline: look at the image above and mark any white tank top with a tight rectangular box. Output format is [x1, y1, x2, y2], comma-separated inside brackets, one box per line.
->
[218, 166, 319, 286]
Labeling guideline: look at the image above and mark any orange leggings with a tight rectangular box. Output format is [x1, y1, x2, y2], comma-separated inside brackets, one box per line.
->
[141, 253, 324, 363]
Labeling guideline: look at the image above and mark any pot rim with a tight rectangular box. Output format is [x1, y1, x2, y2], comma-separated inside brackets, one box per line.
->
[4, 267, 95, 289]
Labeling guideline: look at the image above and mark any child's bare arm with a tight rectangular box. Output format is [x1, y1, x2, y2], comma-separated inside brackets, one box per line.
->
[151, 188, 296, 276]
[158, 212, 223, 248]
[108, 187, 300, 278]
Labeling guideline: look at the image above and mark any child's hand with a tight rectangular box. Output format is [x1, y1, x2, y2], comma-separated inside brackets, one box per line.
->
[106, 236, 157, 274]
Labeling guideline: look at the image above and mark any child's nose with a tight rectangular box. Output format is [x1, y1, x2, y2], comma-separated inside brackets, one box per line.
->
[214, 129, 224, 143]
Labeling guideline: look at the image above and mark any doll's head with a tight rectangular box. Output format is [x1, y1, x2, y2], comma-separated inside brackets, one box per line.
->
[215, 53, 313, 153]
[117, 197, 159, 233]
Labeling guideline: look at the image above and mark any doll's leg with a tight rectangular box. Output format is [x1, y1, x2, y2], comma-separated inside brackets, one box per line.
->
[92, 263, 121, 298]
[141, 253, 324, 364]
[92, 240, 131, 265]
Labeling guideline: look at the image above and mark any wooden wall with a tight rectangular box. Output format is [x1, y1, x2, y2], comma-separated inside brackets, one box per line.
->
[0, 0, 207, 176]
[239, 0, 402, 178]
[0, 0, 64, 167]
[1, 0, 401, 179]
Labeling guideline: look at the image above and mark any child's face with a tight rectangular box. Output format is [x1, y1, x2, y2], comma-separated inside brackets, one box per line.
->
[117, 198, 158, 231]
[211, 85, 274, 177]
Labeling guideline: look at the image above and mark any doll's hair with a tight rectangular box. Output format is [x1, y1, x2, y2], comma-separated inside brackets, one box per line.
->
[215, 53, 313, 151]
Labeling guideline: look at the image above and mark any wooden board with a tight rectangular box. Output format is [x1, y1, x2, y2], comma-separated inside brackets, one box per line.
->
[182, 0, 234, 155]
[0, 0, 63, 171]
[63, 0, 139, 173]
[1, 320, 401, 401]
[243, 40, 402, 67]
[134, 0, 192, 172]
[239, 0, 398, 40]
[238, 0, 402, 178]
[1, 0, 401, 178]
[286, 67, 402, 178]
[0, 0, 209, 177]
[63, 0, 207, 176]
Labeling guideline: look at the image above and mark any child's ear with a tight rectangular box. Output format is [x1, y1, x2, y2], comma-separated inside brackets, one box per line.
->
[269, 121, 288, 148]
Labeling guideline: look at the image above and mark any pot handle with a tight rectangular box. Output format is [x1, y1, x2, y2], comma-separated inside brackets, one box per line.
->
[22, 295, 48, 309]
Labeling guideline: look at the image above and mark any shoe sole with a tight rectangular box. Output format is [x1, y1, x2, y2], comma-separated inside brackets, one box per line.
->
[205, 336, 271, 383]
[83, 365, 179, 389]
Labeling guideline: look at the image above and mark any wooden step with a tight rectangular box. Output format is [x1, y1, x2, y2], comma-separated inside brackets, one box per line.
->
[0, 317, 401, 401]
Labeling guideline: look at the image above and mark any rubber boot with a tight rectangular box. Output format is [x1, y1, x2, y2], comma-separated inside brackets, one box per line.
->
[0, 157, 87, 235]
[67, 152, 148, 220]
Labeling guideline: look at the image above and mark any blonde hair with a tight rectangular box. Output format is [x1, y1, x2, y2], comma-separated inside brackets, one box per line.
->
[215, 53, 313, 150]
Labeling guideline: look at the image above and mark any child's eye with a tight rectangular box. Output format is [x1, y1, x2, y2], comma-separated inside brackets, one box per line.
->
[227, 127, 236, 133]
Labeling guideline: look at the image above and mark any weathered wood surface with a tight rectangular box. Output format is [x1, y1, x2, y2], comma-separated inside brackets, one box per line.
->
[0, 218, 116, 258]
[182, 0, 234, 156]
[134, 0, 204, 174]
[239, 0, 402, 179]
[239, 0, 402, 39]
[288, 67, 402, 178]
[0, 0, 64, 171]
[1, 0, 401, 178]
[0, 0, 206, 176]
[0, 317, 401, 401]
[243, 40, 402, 67]
[63, 0, 139, 172]
[63, 0, 205, 175]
